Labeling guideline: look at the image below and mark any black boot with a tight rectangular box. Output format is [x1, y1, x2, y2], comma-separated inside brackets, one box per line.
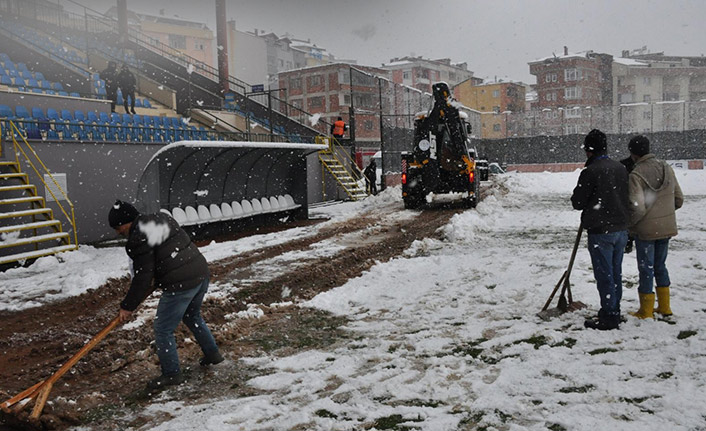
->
[584, 312, 620, 330]
[146, 372, 185, 390]
[200, 350, 224, 366]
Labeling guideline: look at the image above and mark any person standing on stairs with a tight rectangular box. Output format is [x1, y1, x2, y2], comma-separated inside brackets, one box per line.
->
[117, 63, 137, 115]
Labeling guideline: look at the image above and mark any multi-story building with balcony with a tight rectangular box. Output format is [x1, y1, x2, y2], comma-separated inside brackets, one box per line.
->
[613, 50, 706, 132]
[105, 7, 214, 67]
[382, 56, 477, 93]
[453, 79, 526, 138]
[277, 63, 390, 147]
[528, 47, 613, 135]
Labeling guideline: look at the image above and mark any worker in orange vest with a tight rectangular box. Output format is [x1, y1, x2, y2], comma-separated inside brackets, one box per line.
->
[330, 116, 346, 139]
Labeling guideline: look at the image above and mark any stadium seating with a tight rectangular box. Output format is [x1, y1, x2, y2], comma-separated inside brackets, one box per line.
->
[163, 194, 300, 227]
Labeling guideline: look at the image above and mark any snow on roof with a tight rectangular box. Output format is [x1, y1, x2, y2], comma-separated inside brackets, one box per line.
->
[614, 57, 649, 66]
[529, 50, 595, 64]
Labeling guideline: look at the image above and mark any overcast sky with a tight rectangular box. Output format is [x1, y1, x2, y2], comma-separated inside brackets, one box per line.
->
[72, 0, 706, 84]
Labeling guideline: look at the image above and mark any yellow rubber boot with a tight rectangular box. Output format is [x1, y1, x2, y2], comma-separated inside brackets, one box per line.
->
[629, 293, 655, 319]
[655, 286, 673, 316]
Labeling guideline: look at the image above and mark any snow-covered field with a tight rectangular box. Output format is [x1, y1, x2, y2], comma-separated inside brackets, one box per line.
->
[3, 169, 706, 430]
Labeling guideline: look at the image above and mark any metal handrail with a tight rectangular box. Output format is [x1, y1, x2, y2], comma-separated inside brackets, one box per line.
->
[316, 135, 365, 200]
[7, 121, 79, 248]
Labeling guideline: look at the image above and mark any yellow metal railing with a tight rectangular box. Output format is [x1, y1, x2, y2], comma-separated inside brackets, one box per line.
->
[6, 121, 79, 248]
[316, 135, 366, 199]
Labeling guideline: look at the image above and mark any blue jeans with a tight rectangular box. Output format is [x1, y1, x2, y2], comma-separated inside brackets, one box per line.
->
[587, 231, 628, 317]
[635, 238, 671, 294]
[154, 278, 218, 376]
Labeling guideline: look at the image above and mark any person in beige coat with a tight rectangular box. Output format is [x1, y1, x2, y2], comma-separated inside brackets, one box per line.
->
[626, 136, 684, 319]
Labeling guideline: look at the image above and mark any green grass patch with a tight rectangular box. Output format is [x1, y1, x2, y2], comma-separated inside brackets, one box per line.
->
[677, 330, 697, 340]
[588, 347, 618, 355]
[551, 338, 577, 348]
[485, 284, 497, 290]
[548, 424, 567, 431]
[372, 414, 423, 430]
[657, 371, 673, 379]
[514, 335, 549, 349]
[558, 384, 595, 394]
[315, 409, 337, 419]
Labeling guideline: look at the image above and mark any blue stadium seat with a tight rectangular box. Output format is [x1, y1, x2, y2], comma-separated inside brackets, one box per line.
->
[12, 77, 25, 86]
[0, 53, 10, 62]
[21, 70, 33, 79]
[39, 80, 51, 89]
[69, 92, 79, 97]
[74, 111, 86, 122]
[45, 90, 56, 95]
[116, 93, 124, 105]
[132, 114, 143, 125]
[0, 68, 6, 76]
[34, 72, 45, 81]
[15, 106, 31, 118]
[60, 109, 74, 121]
[31, 88, 43, 94]
[46, 108, 59, 121]
[0, 75, 11, 86]
[134, 98, 143, 108]
[27, 78, 39, 88]
[170, 117, 181, 128]
[0, 104, 14, 118]
[143, 98, 152, 108]
[52, 82, 64, 91]
[110, 112, 121, 123]
[96, 87, 107, 97]
[16, 62, 29, 72]
[122, 113, 133, 124]
[7, 69, 20, 78]
[87, 111, 98, 123]
[99, 112, 110, 123]
[58, 91, 69, 96]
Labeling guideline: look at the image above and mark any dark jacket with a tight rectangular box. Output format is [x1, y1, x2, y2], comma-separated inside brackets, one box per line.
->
[121, 213, 209, 311]
[101, 65, 118, 90]
[364, 161, 376, 180]
[117, 67, 136, 91]
[571, 155, 629, 234]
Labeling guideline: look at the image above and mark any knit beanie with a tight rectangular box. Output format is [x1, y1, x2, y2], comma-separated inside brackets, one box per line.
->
[628, 135, 650, 157]
[108, 200, 139, 228]
[582, 129, 607, 154]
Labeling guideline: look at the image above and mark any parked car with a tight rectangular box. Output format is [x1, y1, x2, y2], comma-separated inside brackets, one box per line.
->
[488, 162, 505, 175]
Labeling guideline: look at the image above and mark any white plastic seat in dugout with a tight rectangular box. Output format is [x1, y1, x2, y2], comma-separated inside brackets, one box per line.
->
[260, 197, 271, 212]
[284, 194, 296, 207]
[159, 208, 172, 217]
[171, 207, 188, 224]
[197, 205, 211, 221]
[232, 201, 244, 217]
[209, 204, 223, 219]
[240, 199, 253, 215]
[250, 198, 263, 213]
[269, 196, 280, 210]
[220, 203, 234, 218]
[277, 195, 288, 208]
[185, 206, 199, 224]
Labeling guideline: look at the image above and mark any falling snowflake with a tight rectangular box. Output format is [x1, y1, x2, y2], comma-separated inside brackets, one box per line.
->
[309, 113, 321, 126]
[186, 64, 195, 75]
[158, 85, 164, 90]
[197, 100, 204, 106]
[182, 117, 191, 125]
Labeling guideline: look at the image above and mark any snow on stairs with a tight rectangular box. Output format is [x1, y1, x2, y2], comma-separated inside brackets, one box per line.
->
[318, 152, 367, 201]
[0, 160, 75, 266]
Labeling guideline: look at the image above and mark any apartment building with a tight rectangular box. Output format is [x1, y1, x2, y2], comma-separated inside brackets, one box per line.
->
[105, 7, 214, 66]
[382, 56, 477, 93]
[528, 47, 613, 134]
[453, 79, 526, 138]
[613, 50, 706, 132]
[277, 63, 390, 145]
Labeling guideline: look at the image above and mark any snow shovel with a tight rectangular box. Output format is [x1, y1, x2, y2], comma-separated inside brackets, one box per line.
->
[1, 315, 121, 427]
[538, 225, 587, 320]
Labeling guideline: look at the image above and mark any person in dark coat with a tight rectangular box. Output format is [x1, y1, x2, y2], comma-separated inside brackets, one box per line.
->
[110, 200, 223, 390]
[117, 63, 137, 114]
[571, 129, 630, 331]
[100, 61, 118, 113]
[364, 159, 377, 195]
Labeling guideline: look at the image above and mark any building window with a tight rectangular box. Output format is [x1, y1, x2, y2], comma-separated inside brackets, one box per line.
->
[290, 77, 302, 90]
[168, 34, 186, 49]
[564, 107, 581, 118]
[545, 92, 557, 101]
[492, 89, 500, 98]
[493, 106, 500, 113]
[311, 75, 322, 86]
[643, 77, 651, 85]
[343, 94, 351, 105]
[618, 93, 633, 103]
[643, 94, 651, 102]
[565, 68, 579, 81]
[564, 124, 580, 134]
[545, 72, 558, 82]
[493, 123, 501, 132]
[564, 87, 580, 100]
[403, 71, 410, 80]
[195, 41, 204, 50]
[364, 120, 374, 130]
[663, 92, 679, 101]
[291, 99, 302, 109]
[308, 97, 323, 109]
[643, 111, 652, 120]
